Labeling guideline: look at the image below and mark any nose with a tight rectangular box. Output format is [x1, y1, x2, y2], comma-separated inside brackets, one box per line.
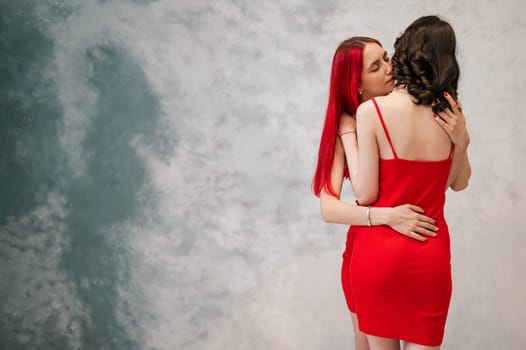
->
[385, 59, 392, 75]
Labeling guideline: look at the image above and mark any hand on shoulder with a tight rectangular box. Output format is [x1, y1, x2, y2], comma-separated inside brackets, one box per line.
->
[434, 93, 470, 150]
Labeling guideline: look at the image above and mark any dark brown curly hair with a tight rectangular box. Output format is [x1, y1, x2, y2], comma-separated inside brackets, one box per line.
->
[392, 15, 459, 113]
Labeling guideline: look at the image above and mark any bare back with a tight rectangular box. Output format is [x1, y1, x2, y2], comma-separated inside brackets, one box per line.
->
[373, 90, 452, 161]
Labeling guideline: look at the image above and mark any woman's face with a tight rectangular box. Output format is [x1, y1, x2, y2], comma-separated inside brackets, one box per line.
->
[359, 42, 394, 102]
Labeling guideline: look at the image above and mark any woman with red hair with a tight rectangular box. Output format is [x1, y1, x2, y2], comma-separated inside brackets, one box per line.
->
[312, 34, 469, 349]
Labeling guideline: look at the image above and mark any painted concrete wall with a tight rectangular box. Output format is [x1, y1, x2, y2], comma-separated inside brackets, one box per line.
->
[1, 1, 524, 349]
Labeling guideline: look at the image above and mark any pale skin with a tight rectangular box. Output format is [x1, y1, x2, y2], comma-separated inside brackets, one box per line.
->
[336, 43, 471, 350]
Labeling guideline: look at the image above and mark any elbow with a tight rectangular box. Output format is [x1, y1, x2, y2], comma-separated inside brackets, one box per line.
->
[450, 168, 471, 192]
[450, 161, 472, 192]
[321, 211, 331, 223]
[320, 204, 333, 223]
[354, 183, 378, 206]
[320, 197, 336, 223]
[450, 179, 469, 192]
[355, 191, 377, 206]
[356, 197, 376, 206]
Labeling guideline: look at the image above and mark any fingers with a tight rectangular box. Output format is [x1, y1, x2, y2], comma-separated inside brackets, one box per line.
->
[415, 223, 438, 236]
[434, 112, 455, 133]
[442, 92, 456, 109]
[443, 92, 462, 115]
[418, 214, 436, 225]
[416, 212, 438, 234]
[398, 204, 439, 242]
[404, 204, 437, 225]
[405, 212, 438, 242]
[406, 226, 437, 242]
[436, 107, 456, 123]
[433, 114, 449, 131]
[407, 231, 427, 242]
[407, 204, 424, 214]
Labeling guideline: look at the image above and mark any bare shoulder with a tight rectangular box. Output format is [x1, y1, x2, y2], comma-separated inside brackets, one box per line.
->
[356, 99, 376, 120]
[368, 93, 407, 118]
[373, 93, 398, 107]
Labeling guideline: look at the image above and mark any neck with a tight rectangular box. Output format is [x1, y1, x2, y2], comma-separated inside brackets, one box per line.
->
[393, 85, 408, 92]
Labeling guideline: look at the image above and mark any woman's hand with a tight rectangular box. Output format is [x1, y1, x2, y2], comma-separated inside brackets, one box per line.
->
[383, 204, 438, 242]
[338, 113, 357, 136]
[434, 93, 470, 150]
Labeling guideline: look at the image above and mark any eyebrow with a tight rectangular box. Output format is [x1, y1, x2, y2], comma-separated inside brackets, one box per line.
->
[367, 51, 389, 71]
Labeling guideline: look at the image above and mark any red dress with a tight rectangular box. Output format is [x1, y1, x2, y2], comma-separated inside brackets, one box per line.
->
[341, 225, 358, 312]
[344, 98, 454, 346]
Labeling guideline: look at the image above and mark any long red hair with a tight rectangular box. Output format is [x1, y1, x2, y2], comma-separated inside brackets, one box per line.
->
[312, 37, 381, 197]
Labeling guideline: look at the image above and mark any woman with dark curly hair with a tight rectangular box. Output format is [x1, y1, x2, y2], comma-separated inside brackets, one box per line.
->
[338, 16, 472, 349]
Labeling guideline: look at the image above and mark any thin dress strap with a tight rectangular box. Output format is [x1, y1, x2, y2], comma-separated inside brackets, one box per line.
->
[371, 98, 398, 159]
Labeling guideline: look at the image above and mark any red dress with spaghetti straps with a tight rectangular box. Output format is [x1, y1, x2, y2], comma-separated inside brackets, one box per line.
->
[349, 98, 454, 346]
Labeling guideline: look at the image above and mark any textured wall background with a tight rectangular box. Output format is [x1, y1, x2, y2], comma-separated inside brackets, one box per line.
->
[1, 0, 525, 349]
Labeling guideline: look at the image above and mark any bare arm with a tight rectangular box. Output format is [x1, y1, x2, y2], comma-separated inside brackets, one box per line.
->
[434, 94, 472, 191]
[351, 101, 380, 204]
[319, 135, 368, 224]
[338, 113, 359, 194]
[339, 112, 379, 203]
[448, 147, 471, 191]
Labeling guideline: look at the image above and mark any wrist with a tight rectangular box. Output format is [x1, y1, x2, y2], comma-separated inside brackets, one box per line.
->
[339, 130, 356, 138]
[454, 138, 470, 152]
[370, 207, 388, 226]
[454, 132, 470, 150]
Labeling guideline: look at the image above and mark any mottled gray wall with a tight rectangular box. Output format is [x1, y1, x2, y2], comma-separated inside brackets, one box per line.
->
[1, 0, 524, 349]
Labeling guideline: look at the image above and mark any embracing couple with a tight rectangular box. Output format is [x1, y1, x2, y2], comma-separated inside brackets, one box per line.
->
[312, 15, 472, 350]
